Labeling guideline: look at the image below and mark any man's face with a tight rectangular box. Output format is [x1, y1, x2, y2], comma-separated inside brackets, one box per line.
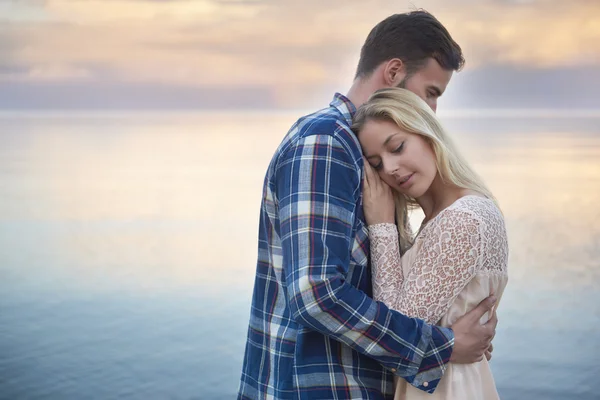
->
[398, 58, 453, 113]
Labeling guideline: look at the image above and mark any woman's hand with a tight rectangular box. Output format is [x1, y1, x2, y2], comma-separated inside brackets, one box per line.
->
[362, 157, 396, 226]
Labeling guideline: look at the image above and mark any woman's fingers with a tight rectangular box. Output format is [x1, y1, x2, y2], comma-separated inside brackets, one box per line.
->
[364, 158, 381, 189]
[362, 157, 370, 185]
[363, 157, 378, 188]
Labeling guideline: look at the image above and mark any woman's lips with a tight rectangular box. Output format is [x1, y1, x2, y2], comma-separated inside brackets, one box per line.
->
[397, 173, 414, 187]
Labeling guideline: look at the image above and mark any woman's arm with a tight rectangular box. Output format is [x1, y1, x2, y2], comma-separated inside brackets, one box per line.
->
[362, 159, 486, 325]
[392, 208, 486, 324]
[368, 223, 404, 307]
[361, 159, 403, 306]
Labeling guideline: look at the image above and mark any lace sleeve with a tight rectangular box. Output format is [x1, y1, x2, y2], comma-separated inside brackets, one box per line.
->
[368, 223, 403, 308]
[394, 209, 485, 324]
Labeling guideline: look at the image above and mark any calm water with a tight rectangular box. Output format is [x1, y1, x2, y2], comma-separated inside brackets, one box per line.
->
[0, 111, 599, 400]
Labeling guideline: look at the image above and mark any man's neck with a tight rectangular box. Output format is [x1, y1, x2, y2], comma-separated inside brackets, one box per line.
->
[346, 77, 383, 110]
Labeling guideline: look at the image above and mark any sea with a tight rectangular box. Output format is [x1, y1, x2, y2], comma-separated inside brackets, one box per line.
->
[0, 109, 599, 399]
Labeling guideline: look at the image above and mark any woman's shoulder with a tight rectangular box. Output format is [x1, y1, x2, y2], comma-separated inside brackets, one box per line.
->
[450, 196, 509, 271]
[447, 195, 503, 220]
[443, 195, 508, 251]
[429, 195, 505, 235]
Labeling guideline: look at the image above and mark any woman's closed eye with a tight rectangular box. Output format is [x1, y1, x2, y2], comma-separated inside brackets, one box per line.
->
[392, 142, 405, 153]
[371, 161, 383, 171]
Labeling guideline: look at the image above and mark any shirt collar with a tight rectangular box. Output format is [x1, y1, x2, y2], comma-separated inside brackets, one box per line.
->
[330, 92, 357, 127]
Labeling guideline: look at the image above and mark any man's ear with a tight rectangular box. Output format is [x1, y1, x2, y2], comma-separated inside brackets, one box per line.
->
[383, 58, 406, 87]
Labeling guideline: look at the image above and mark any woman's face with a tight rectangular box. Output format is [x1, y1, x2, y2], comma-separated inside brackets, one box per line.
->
[359, 118, 438, 199]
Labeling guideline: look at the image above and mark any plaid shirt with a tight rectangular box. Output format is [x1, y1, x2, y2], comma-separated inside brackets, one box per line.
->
[238, 93, 454, 400]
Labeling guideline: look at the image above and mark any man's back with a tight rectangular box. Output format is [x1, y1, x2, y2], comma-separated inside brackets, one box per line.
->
[238, 94, 389, 398]
[238, 94, 454, 400]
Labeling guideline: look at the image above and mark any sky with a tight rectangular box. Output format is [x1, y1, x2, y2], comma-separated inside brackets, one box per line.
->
[0, 0, 599, 110]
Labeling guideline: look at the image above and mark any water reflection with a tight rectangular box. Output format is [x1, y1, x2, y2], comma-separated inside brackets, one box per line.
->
[0, 112, 599, 399]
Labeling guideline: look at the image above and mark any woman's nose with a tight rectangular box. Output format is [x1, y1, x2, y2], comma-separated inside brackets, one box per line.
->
[383, 162, 398, 176]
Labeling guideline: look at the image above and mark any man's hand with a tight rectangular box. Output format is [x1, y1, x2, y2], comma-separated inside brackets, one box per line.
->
[485, 343, 494, 361]
[449, 295, 497, 363]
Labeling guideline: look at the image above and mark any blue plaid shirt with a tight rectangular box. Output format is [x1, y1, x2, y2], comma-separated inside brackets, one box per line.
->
[238, 93, 454, 399]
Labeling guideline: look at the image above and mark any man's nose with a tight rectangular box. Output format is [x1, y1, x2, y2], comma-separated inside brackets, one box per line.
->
[430, 100, 438, 113]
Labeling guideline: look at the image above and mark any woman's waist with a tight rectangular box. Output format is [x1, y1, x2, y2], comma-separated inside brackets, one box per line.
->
[437, 276, 508, 327]
[394, 359, 498, 400]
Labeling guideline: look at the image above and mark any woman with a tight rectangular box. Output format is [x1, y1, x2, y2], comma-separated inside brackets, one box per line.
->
[352, 88, 509, 400]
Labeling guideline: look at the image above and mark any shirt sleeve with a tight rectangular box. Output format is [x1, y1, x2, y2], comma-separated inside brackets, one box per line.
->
[276, 133, 454, 393]
[371, 208, 486, 325]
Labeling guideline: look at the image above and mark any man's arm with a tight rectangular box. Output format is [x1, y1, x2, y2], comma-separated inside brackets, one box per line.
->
[276, 133, 452, 392]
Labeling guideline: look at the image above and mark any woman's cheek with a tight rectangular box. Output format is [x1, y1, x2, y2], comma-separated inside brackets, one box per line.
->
[380, 174, 397, 191]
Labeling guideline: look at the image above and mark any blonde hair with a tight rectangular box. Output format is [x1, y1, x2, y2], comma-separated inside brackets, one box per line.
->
[352, 87, 497, 252]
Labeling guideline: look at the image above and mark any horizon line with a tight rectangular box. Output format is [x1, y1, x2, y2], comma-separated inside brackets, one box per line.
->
[1, 108, 600, 118]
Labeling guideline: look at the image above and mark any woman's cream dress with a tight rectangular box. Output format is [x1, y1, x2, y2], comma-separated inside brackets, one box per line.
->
[368, 195, 509, 400]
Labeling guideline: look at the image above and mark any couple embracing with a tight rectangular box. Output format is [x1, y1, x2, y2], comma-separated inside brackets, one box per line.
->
[239, 10, 509, 400]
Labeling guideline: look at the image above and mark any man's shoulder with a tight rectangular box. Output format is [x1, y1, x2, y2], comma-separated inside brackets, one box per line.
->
[295, 106, 349, 136]
[281, 106, 361, 157]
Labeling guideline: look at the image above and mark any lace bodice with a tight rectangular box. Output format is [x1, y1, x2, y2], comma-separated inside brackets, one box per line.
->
[368, 195, 509, 325]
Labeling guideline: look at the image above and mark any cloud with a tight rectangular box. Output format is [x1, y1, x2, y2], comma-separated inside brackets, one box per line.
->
[1, 0, 599, 108]
[442, 65, 600, 110]
[0, 80, 275, 109]
[42, 0, 264, 23]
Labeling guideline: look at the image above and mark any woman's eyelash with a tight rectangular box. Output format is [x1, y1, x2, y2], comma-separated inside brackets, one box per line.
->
[392, 142, 405, 153]
[369, 142, 404, 170]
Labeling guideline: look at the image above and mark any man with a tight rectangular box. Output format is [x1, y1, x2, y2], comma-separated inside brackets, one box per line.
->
[238, 11, 497, 400]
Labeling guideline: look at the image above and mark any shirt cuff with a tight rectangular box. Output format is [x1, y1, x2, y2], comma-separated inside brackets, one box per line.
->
[392, 325, 454, 393]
